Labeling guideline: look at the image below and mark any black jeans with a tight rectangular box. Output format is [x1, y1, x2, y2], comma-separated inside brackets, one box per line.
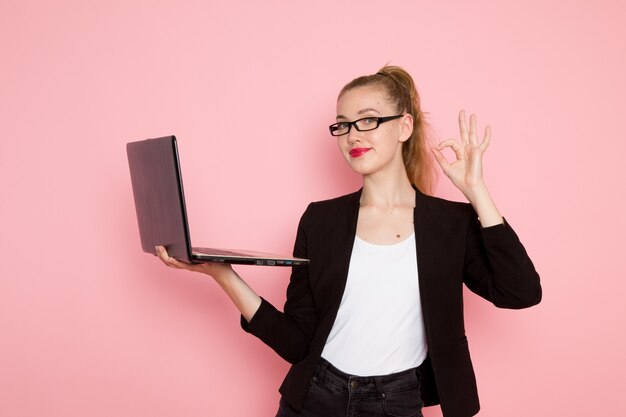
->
[276, 358, 424, 417]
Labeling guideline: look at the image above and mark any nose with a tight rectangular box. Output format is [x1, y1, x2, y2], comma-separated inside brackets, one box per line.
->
[346, 128, 360, 145]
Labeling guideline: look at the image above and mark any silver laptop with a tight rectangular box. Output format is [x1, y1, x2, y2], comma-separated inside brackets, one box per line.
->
[126, 135, 309, 266]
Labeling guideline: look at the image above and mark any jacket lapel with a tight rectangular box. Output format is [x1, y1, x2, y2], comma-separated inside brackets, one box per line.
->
[413, 188, 437, 322]
[316, 190, 361, 310]
[332, 188, 361, 305]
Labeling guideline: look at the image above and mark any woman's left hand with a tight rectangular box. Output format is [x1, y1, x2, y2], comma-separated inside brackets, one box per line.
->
[432, 110, 491, 201]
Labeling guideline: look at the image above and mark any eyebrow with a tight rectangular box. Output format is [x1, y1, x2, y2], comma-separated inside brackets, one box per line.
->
[336, 107, 381, 121]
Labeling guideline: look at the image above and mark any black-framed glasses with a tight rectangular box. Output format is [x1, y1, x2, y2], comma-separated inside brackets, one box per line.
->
[328, 114, 404, 136]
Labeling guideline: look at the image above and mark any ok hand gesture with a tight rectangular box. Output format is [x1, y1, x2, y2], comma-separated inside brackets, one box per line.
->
[432, 110, 491, 202]
[432, 110, 503, 227]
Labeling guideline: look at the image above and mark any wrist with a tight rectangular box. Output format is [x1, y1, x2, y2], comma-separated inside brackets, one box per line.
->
[465, 183, 504, 227]
[204, 264, 235, 283]
[463, 181, 489, 206]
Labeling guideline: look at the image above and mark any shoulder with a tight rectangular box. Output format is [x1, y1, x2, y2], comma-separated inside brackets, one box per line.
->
[421, 192, 475, 218]
[308, 190, 360, 212]
[298, 189, 361, 228]
[416, 191, 478, 235]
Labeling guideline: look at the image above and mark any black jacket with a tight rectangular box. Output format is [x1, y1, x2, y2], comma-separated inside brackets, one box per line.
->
[242, 187, 541, 417]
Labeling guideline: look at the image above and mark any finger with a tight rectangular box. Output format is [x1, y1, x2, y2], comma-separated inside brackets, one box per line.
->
[436, 139, 464, 160]
[479, 125, 491, 152]
[156, 246, 182, 269]
[156, 246, 169, 263]
[431, 148, 451, 173]
[469, 114, 478, 146]
[458, 110, 469, 144]
[165, 257, 190, 270]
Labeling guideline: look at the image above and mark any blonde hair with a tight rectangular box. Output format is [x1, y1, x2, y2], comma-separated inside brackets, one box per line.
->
[338, 65, 436, 195]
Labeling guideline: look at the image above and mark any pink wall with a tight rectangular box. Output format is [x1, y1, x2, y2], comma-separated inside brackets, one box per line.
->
[1, 1, 625, 416]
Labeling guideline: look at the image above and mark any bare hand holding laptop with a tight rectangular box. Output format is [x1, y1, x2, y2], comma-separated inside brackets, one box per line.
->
[155, 245, 232, 275]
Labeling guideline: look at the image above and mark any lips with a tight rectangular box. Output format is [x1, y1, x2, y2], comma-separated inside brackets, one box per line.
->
[349, 148, 371, 158]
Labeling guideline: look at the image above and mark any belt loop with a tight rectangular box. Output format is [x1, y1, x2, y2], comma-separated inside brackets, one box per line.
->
[415, 364, 422, 384]
[318, 358, 329, 381]
[374, 376, 385, 399]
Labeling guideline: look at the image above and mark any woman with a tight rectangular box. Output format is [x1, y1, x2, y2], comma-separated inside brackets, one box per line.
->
[156, 65, 542, 417]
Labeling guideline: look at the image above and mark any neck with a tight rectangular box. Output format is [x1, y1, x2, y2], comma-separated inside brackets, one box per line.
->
[361, 164, 415, 208]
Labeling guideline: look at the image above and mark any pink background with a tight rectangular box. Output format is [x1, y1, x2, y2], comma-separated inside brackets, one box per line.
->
[1, 1, 625, 416]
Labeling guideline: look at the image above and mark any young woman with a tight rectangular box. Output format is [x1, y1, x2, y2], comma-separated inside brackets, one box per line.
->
[156, 65, 542, 417]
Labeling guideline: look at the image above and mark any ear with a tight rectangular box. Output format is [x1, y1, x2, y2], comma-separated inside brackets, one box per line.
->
[398, 113, 413, 143]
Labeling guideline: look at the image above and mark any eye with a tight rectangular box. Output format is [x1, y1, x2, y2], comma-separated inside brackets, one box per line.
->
[361, 117, 377, 125]
[335, 122, 349, 130]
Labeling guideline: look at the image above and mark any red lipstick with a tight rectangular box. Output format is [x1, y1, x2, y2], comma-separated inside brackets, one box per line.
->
[349, 148, 371, 158]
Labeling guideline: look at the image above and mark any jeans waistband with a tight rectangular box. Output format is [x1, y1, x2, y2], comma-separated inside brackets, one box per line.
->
[314, 358, 422, 395]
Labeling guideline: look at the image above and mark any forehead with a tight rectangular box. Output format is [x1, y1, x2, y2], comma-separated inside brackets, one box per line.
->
[336, 85, 395, 117]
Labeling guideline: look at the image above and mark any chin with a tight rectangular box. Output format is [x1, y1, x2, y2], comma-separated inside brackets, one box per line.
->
[345, 160, 377, 176]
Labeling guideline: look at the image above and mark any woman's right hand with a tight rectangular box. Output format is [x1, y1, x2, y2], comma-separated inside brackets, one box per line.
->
[155, 246, 234, 281]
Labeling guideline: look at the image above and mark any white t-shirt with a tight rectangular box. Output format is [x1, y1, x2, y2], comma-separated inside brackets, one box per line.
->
[321, 233, 427, 376]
